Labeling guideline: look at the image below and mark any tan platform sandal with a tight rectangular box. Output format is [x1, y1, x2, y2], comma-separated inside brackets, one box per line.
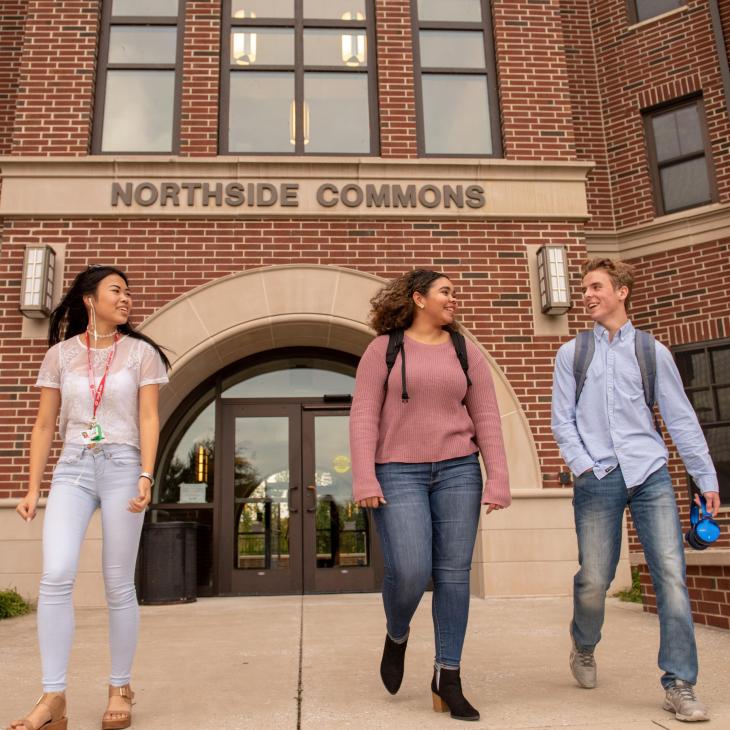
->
[7, 692, 67, 730]
[101, 685, 134, 730]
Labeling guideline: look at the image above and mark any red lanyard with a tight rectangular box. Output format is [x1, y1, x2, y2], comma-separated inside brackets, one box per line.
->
[85, 332, 118, 422]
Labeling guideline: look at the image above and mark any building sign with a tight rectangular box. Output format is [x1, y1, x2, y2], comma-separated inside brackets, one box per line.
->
[0, 158, 592, 219]
[110, 180, 486, 211]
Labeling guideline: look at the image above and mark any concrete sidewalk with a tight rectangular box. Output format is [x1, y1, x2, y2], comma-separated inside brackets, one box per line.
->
[1, 594, 728, 730]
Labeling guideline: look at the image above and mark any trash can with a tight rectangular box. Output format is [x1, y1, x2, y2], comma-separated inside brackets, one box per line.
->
[137, 521, 197, 605]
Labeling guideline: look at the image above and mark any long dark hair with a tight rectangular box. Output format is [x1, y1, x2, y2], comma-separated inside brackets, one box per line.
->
[48, 265, 171, 369]
[368, 269, 460, 335]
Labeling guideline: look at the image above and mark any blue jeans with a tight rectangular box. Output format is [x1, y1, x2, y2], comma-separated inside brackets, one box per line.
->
[373, 453, 482, 668]
[39, 443, 144, 692]
[572, 465, 697, 688]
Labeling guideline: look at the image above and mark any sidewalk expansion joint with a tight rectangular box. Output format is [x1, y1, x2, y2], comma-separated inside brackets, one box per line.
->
[296, 594, 304, 729]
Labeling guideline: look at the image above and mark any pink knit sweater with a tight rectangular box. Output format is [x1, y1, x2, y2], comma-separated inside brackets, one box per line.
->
[349, 333, 511, 507]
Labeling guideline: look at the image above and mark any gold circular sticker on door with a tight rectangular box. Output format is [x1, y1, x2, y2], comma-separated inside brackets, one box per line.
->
[333, 455, 351, 474]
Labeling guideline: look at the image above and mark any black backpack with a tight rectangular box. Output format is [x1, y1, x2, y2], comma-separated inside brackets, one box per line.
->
[385, 328, 472, 403]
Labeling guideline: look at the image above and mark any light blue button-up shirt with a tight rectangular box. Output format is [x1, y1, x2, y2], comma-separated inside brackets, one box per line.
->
[551, 321, 718, 492]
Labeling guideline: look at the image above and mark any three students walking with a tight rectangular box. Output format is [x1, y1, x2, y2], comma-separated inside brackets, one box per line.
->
[6, 259, 720, 727]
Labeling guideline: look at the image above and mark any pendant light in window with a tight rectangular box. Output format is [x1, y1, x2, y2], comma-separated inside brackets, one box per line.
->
[232, 9, 256, 65]
[290, 100, 310, 146]
[341, 11, 365, 66]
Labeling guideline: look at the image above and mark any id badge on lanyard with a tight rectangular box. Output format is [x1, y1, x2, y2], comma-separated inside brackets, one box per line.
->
[82, 332, 118, 446]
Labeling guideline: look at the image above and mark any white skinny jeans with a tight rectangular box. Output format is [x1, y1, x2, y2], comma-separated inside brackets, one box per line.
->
[38, 443, 144, 692]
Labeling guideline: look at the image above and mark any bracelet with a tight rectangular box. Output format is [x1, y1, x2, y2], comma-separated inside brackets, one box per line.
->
[139, 471, 155, 487]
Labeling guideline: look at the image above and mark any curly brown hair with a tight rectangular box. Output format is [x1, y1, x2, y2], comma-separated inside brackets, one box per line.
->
[581, 257, 636, 309]
[369, 269, 459, 335]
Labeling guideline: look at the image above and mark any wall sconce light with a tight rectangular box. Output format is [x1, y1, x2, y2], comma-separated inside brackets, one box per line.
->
[341, 11, 366, 66]
[20, 245, 56, 319]
[536, 245, 571, 315]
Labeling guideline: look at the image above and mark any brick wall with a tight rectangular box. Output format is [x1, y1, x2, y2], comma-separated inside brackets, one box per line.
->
[492, 0, 578, 160]
[559, 0, 614, 228]
[375, 0, 417, 158]
[0, 217, 591, 499]
[11, 0, 100, 156]
[0, 0, 26, 155]
[179, 0, 219, 157]
[639, 563, 730, 630]
[590, 0, 730, 228]
[627, 239, 730, 550]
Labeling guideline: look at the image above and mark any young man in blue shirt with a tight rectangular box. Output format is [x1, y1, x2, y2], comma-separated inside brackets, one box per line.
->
[551, 257, 720, 722]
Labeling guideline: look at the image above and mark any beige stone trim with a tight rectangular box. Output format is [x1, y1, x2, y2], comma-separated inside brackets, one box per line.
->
[0, 156, 592, 220]
[626, 4, 688, 32]
[585, 202, 730, 259]
[139, 264, 542, 491]
[630, 548, 730, 567]
[471, 489, 631, 597]
[0, 504, 105, 606]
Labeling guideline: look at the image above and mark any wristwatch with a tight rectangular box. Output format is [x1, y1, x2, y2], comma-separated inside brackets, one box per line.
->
[139, 471, 155, 487]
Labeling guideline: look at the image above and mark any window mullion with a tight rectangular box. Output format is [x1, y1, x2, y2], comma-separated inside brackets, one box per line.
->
[295, 0, 304, 154]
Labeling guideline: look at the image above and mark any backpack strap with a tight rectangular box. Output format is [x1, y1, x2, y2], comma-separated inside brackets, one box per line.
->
[385, 329, 409, 402]
[634, 329, 657, 410]
[449, 330, 472, 388]
[573, 330, 595, 404]
[634, 328, 661, 434]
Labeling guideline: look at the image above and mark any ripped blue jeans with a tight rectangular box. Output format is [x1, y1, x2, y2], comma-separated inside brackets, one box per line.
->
[38, 443, 144, 692]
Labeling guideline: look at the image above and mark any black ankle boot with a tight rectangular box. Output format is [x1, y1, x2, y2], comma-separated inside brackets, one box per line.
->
[431, 665, 480, 721]
[380, 634, 408, 694]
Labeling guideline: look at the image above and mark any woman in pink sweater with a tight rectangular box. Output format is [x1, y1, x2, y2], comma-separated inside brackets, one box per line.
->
[350, 270, 511, 721]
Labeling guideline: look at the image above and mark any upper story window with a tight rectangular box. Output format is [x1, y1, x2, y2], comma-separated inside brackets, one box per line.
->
[411, 0, 501, 157]
[629, 0, 685, 24]
[221, 0, 378, 155]
[643, 97, 717, 216]
[93, 0, 185, 153]
[674, 340, 730, 503]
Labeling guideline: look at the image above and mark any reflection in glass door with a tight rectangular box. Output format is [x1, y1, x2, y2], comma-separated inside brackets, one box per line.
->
[219, 402, 381, 595]
[302, 410, 379, 593]
[234, 417, 290, 572]
[219, 404, 303, 595]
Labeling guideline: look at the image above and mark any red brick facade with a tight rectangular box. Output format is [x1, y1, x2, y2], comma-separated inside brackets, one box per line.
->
[1, 0, 729, 619]
[639, 563, 730, 630]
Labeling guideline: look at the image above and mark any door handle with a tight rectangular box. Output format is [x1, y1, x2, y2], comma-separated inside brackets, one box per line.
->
[288, 485, 299, 514]
[306, 484, 317, 513]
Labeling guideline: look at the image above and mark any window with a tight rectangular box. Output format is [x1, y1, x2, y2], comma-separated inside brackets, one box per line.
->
[629, 0, 684, 25]
[93, 0, 184, 153]
[643, 97, 717, 216]
[411, 0, 501, 156]
[675, 340, 730, 503]
[221, 0, 378, 154]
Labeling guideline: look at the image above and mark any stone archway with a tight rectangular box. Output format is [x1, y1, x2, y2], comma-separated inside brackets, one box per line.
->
[139, 264, 541, 491]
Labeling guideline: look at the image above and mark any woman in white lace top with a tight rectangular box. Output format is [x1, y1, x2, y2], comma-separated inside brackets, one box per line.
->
[8, 265, 169, 730]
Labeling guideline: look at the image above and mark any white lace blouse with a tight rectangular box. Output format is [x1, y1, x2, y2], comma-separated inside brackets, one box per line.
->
[36, 335, 169, 448]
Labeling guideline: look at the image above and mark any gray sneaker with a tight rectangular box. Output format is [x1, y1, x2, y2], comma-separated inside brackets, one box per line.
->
[663, 681, 709, 722]
[569, 636, 596, 688]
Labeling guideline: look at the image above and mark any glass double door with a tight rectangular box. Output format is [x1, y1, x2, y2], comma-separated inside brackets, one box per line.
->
[218, 402, 381, 595]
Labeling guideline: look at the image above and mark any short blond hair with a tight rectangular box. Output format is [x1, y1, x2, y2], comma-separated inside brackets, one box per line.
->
[581, 257, 636, 309]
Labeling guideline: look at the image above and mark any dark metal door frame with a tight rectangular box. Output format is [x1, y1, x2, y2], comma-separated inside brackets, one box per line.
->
[218, 399, 383, 596]
[218, 402, 303, 595]
[301, 407, 383, 594]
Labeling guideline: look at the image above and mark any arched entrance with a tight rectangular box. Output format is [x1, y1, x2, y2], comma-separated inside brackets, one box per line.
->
[139, 265, 542, 597]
